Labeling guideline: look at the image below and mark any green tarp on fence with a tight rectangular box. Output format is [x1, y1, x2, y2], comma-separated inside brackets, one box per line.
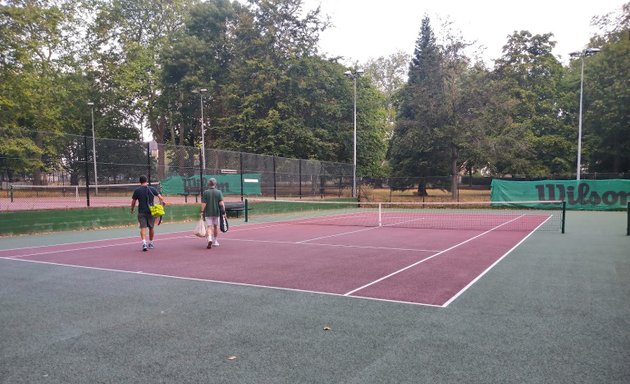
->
[491, 179, 630, 210]
[160, 174, 261, 195]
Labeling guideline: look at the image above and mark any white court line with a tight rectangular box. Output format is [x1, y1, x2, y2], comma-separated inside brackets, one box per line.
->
[4, 241, 152, 259]
[441, 215, 553, 307]
[343, 215, 526, 296]
[296, 225, 380, 243]
[0, 217, 322, 253]
[1, 233, 200, 259]
[0, 231, 192, 253]
[2, 258, 443, 308]
[228, 237, 440, 253]
[1, 225, 440, 259]
[0, 218, 327, 254]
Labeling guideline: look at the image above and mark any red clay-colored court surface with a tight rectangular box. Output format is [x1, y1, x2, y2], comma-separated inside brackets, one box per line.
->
[0, 214, 552, 307]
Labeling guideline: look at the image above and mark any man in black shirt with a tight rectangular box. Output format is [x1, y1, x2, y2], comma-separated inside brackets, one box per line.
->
[131, 175, 166, 251]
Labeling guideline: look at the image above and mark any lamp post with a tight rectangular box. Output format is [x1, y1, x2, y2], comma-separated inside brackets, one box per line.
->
[344, 69, 363, 198]
[569, 47, 600, 180]
[193, 88, 209, 171]
[87, 102, 98, 193]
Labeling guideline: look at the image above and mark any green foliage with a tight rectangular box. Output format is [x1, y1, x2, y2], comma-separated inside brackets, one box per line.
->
[1, 0, 627, 186]
[580, 7, 630, 174]
[389, 17, 446, 178]
[488, 31, 574, 176]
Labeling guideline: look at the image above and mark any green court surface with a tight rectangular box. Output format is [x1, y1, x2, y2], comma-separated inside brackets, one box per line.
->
[0, 211, 628, 383]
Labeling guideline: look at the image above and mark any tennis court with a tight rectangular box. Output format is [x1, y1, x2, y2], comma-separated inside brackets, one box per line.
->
[0, 202, 560, 307]
[1, 206, 628, 383]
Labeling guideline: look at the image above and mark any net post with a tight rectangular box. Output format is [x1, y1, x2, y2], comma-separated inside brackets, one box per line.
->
[378, 203, 382, 227]
[244, 199, 249, 222]
[9, 185, 13, 203]
[626, 202, 629, 236]
[561, 201, 566, 234]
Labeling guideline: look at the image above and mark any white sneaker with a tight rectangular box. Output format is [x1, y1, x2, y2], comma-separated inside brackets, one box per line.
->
[213, 239, 220, 247]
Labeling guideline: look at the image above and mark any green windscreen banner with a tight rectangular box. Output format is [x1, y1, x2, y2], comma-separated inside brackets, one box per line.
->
[491, 179, 630, 210]
[159, 174, 262, 196]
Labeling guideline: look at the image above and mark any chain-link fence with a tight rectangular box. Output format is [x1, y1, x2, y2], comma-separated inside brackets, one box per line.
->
[0, 128, 353, 211]
[4, 128, 627, 210]
[360, 173, 630, 203]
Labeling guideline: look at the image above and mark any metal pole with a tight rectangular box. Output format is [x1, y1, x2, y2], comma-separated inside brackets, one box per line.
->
[199, 148, 204, 197]
[84, 134, 91, 207]
[147, 142, 151, 185]
[352, 76, 357, 198]
[576, 56, 585, 180]
[239, 152, 244, 202]
[200, 93, 206, 171]
[90, 105, 98, 193]
[299, 159, 302, 199]
[562, 201, 566, 234]
[273, 156, 277, 200]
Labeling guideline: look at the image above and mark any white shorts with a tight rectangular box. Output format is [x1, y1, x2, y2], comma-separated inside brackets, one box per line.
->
[205, 216, 219, 226]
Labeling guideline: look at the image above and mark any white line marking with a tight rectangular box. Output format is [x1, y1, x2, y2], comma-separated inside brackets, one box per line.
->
[297, 226, 379, 243]
[0, 258, 443, 308]
[227, 237, 440, 253]
[0, 230, 439, 259]
[5, 241, 146, 258]
[343, 215, 526, 296]
[441, 215, 553, 307]
[0, 231, 191, 253]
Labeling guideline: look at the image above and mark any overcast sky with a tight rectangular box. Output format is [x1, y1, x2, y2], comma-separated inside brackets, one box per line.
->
[303, 0, 626, 65]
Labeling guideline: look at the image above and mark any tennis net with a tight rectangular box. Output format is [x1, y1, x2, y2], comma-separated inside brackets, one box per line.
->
[244, 199, 566, 232]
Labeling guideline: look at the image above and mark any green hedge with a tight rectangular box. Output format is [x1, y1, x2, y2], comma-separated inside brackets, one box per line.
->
[0, 205, 200, 236]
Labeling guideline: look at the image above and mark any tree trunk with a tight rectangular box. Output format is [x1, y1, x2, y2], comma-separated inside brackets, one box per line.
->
[417, 179, 428, 197]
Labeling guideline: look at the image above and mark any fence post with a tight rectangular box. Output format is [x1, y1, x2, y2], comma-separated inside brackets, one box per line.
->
[147, 142, 151, 185]
[84, 133, 91, 207]
[320, 163, 324, 199]
[626, 202, 629, 236]
[299, 159, 302, 199]
[273, 156, 277, 200]
[199, 148, 204, 197]
[240, 152, 244, 202]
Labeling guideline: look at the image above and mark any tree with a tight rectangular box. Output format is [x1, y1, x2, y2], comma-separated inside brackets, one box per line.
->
[389, 16, 485, 199]
[389, 16, 446, 191]
[90, 0, 193, 178]
[488, 31, 572, 176]
[363, 51, 410, 133]
[0, 0, 90, 183]
[580, 3, 630, 174]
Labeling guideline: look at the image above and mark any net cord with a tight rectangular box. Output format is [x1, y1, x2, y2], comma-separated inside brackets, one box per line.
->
[244, 198, 564, 207]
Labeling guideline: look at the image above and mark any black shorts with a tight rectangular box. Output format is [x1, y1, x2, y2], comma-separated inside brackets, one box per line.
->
[138, 212, 155, 228]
